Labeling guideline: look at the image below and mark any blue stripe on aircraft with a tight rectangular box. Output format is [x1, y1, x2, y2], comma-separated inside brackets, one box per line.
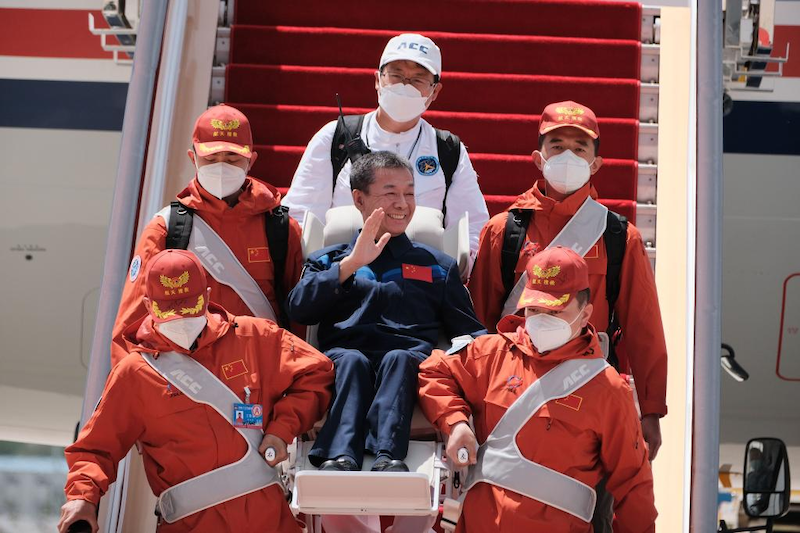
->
[0, 79, 127, 131]
[724, 101, 800, 155]
[1, 78, 796, 155]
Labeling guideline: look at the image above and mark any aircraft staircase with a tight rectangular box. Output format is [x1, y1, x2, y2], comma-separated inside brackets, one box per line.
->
[218, 0, 661, 257]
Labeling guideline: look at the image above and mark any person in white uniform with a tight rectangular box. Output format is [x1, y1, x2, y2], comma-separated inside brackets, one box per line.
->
[283, 33, 489, 271]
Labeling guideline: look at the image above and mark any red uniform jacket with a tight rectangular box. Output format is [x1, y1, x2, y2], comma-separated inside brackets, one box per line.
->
[418, 316, 656, 533]
[111, 177, 304, 367]
[66, 305, 333, 533]
[468, 181, 668, 417]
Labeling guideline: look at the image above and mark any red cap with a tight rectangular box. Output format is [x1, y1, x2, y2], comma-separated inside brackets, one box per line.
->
[539, 100, 599, 139]
[144, 250, 208, 323]
[518, 246, 589, 311]
[192, 104, 253, 159]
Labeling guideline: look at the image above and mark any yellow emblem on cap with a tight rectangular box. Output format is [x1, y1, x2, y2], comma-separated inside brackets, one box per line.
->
[210, 118, 240, 131]
[151, 301, 177, 320]
[160, 271, 189, 289]
[555, 107, 584, 117]
[180, 295, 204, 315]
[196, 142, 251, 155]
[532, 265, 561, 279]
[537, 294, 570, 306]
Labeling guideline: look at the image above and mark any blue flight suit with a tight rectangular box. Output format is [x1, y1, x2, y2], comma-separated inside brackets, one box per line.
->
[287, 233, 486, 466]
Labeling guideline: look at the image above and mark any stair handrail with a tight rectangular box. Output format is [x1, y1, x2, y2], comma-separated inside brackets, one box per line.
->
[79, 2, 168, 530]
[138, 0, 189, 229]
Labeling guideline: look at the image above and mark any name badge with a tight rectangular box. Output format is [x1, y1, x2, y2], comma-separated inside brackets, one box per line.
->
[233, 402, 263, 429]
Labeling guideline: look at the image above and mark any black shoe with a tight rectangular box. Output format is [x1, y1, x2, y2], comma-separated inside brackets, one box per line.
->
[319, 456, 360, 472]
[371, 457, 409, 472]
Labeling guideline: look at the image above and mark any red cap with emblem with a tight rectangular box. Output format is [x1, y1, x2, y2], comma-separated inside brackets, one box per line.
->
[144, 249, 208, 323]
[539, 100, 600, 140]
[517, 246, 589, 311]
[192, 104, 253, 159]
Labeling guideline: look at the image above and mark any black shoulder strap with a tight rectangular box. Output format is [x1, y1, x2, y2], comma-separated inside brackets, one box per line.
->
[501, 208, 533, 299]
[165, 201, 193, 250]
[330, 114, 367, 191]
[434, 128, 461, 192]
[603, 210, 628, 316]
[603, 209, 628, 369]
[265, 205, 291, 328]
[434, 128, 461, 217]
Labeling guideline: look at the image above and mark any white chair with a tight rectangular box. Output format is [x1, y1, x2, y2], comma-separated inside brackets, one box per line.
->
[287, 205, 467, 519]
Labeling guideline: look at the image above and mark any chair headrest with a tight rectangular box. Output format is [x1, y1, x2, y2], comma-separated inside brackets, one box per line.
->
[323, 206, 364, 248]
[405, 207, 445, 251]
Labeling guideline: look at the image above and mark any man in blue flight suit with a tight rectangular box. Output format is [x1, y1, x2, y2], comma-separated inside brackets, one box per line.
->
[287, 150, 486, 473]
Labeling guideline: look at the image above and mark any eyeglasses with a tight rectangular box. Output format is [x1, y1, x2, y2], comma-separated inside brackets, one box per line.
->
[381, 71, 436, 93]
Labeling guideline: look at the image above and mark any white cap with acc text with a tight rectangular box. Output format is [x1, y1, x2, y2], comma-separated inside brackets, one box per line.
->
[379, 33, 442, 77]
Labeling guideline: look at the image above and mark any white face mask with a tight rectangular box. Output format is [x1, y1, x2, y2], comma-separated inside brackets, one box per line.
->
[525, 312, 581, 353]
[542, 150, 594, 195]
[157, 316, 207, 350]
[378, 83, 430, 123]
[196, 161, 247, 199]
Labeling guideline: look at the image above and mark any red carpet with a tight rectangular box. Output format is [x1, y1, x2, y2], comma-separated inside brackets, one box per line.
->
[234, 0, 642, 40]
[228, 0, 644, 218]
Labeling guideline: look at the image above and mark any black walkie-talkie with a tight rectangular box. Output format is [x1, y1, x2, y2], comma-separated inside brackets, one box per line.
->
[67, 520, 92, 533]
[336, 93, 370, 164]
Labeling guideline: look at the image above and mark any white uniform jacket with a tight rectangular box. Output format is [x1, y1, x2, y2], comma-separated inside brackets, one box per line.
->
[283, 110, 489, 266]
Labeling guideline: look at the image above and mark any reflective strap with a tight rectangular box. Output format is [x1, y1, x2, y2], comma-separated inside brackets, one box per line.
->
[156, 208, 277, 322]
[464, 358, 608, 522]
[547, 197, 609, 257]
[500, 197, 608, 318]
[141, 351, 279, 523]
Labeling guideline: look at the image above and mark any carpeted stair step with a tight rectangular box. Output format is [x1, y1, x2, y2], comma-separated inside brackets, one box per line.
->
[487, 197, 637, 222]
[485, 196, 637, 221]
[266, 185, 636, 222]
[231, 104, 641, 160]
[226, 65, 641, 118]
[250, 145, 637, 200]
[230, 25, 641, 80]
[234, 0, 642, 41]
[468, 153, 637, 199]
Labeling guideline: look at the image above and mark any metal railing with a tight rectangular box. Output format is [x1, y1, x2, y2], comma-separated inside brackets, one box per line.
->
[88, 2, 137, 66]
[79, 0, 194, 530]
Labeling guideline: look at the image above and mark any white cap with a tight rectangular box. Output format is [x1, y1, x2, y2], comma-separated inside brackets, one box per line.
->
[379, 33, 442, 77]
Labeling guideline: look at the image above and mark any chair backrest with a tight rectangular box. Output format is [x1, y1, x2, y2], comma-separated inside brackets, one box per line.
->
[302, 205, 470, 280]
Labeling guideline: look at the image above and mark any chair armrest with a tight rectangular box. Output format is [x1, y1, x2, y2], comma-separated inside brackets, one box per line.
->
[443, 211, 470, 281]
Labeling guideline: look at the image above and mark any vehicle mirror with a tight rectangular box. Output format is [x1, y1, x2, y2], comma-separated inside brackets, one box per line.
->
[743, 437, 791, 519]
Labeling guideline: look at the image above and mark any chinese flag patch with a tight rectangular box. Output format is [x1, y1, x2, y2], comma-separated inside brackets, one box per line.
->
[402, 264, 433, 282]
[222, 359, 248, 380]
[555, 394, 583, 412]
[247, 247, 270, 263]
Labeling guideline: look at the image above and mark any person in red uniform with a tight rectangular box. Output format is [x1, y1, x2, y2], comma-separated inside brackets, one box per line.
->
[419, 247, 656, 532]
[58, 249, 333, 533]
[467, 101, 667, 461]
[111, 104, 304, 367]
